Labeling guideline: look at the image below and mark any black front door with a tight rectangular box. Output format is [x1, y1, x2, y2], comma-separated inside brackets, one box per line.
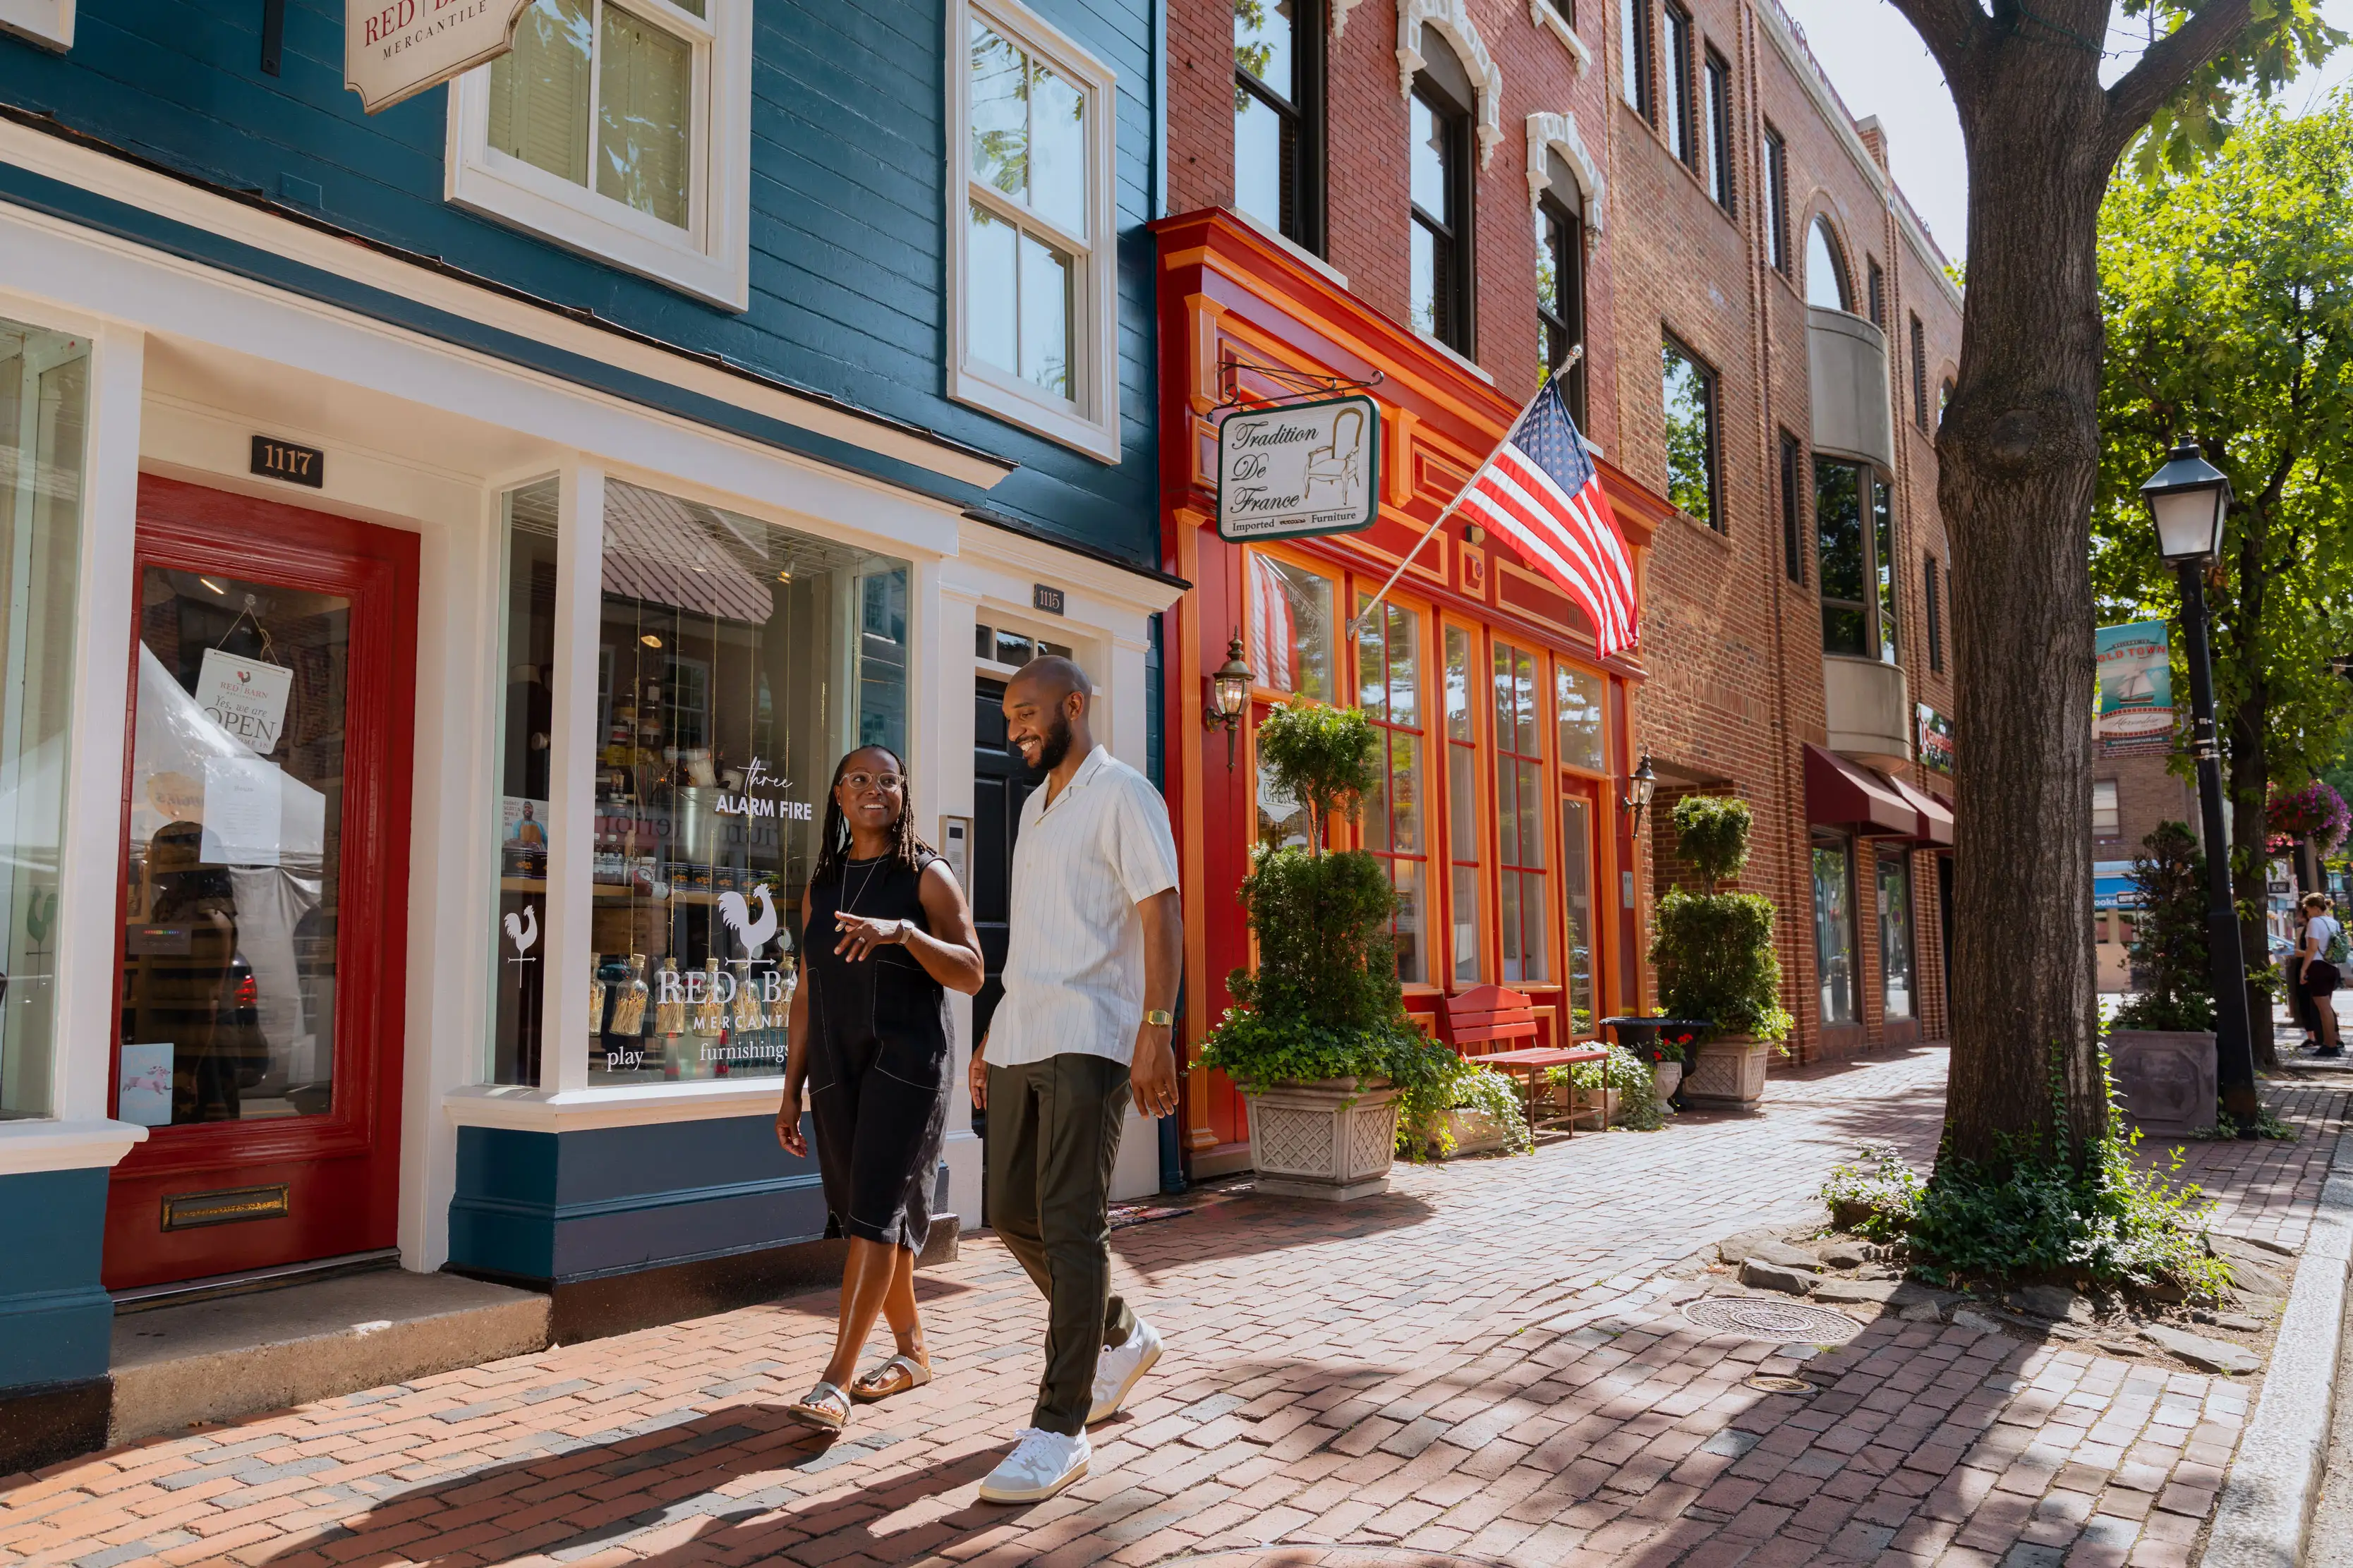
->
[972, 676, 1041, 1056]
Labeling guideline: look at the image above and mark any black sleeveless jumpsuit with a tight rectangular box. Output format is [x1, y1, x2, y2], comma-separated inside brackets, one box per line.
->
[802, 851, 952, 1251]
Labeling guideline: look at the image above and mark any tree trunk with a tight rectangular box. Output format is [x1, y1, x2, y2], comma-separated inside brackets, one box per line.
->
[1937, 59, 2118, 1170]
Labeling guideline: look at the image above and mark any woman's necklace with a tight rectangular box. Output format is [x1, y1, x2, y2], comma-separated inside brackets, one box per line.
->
[842, 849, 887, 918]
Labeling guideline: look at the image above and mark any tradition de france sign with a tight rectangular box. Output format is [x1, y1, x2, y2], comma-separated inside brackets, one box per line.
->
[346, 0, 530, 114]
[1215, 394, 1381, 543]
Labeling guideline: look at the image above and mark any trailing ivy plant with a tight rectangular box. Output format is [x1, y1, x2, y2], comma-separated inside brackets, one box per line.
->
[1444, 1066, 1533, 1156]
[1199, 698, 1463, 1153]
[1650, 796, 1793, 1042]
[1554, 1045, 1667, 1131]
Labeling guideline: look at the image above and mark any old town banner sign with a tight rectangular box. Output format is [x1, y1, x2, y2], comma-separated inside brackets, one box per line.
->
[346, 0, 529, 114]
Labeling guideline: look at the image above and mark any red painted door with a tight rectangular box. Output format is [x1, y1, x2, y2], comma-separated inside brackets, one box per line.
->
[103, 477, 417, 1290]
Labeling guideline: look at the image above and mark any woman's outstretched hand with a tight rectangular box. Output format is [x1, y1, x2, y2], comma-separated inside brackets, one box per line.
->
[833, 911, 905, 961]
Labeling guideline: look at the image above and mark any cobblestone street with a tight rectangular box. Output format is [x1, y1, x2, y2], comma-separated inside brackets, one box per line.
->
[4, 1046, 2346, 1568]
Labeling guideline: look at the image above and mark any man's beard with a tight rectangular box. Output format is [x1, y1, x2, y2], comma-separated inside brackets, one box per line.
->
[1032, 710, 1075, 774]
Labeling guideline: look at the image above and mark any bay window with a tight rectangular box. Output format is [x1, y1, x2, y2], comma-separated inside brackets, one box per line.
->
[1815, 458, 1898, 662]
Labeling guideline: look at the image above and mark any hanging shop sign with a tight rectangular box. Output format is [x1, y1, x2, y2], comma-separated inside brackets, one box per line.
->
[1216, 394, 1381, 542]
[346, 0, 530, 114]
[2095, 621, 2173, 753]
[1915, 704, 1954, 774]
[196, 648, 294, 755]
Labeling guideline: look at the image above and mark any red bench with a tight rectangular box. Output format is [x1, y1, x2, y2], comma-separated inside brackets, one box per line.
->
[1438, 986, 1609, 1137]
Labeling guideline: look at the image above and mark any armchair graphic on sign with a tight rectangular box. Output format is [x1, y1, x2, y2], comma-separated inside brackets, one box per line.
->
[1302, 406, 1366, 509]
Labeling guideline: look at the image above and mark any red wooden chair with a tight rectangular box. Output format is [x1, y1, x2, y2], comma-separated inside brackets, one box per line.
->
[1438, 985, 1608, 1137]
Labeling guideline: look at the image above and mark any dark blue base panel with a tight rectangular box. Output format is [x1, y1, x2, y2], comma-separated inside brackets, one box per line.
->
[449, 1114, 842, 1284]
[0, 1167, 114, 1395]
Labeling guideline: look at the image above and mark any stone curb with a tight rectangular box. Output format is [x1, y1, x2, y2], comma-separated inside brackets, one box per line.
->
[2199, 1129, 2353, 1568]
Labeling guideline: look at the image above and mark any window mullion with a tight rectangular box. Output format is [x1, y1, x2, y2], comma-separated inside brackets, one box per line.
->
[583, 0, 605, 196]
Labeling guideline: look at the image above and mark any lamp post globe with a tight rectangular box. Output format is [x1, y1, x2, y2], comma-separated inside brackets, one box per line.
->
[2139, 441, 2258, 1136]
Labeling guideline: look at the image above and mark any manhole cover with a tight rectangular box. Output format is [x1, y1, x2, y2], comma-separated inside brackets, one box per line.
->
[1743, 1374, 1819, 1394]
[1683, 1296, 1863, 1344]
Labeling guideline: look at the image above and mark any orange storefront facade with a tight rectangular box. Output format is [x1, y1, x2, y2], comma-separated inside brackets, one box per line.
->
[1153, 210, 1669, 1173]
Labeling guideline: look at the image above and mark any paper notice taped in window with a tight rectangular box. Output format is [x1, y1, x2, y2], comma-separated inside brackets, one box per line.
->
[201, 753, 284, 866]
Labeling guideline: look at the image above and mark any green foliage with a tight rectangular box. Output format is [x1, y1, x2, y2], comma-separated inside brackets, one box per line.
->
[1446, 1066, 1533, 1156]
[1820, 1143, 1928, 1240]
[1253, 698, 1381, 854]
[1671, 796, 1753, 891]
[1225, 847, 1408, 1030]
[1902, 1049, 2230, 1296]
[2113, 822, 2215, 1032]
[1651, 888, 1793, 1041]
[1551, 1045, 1667, 1131]
[2122, 2, 2344, 181]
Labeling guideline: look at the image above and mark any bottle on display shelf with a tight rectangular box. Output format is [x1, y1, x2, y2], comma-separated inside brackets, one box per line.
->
[730, 960, 766, 1034]
[691, 957, 726, 1038]
[654, 955, 685, 1037]
[587, 953, 607, 1038]
[610, 953, 649, 1035]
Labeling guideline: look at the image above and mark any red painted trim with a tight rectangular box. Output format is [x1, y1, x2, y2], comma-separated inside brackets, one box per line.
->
[103, 476, 419, 1291]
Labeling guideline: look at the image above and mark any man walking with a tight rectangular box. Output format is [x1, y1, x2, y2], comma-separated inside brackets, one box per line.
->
[971, 656, 1182, 1505]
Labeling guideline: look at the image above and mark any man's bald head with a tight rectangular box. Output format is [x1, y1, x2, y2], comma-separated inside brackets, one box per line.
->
[1003, 655, 1094, 777]
[1010, 654, 1091, 708]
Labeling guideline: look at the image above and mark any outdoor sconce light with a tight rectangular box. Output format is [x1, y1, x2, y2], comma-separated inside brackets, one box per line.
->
[1622, 753, 1656, 831]
[1206, 631, 1253, 769]
[2139, 441, 2231, 565]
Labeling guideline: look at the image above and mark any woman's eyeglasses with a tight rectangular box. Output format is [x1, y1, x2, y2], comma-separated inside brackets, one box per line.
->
[842, 772, 905, 792]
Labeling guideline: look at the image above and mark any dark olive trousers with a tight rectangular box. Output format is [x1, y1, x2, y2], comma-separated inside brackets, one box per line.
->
[984, 1053, 1138, 1436]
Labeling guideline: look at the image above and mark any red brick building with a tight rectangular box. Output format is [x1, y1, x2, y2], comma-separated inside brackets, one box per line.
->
[1156, 0, 1965, 1172]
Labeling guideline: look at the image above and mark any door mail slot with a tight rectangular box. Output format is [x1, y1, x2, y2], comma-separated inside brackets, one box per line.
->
[161, 1184, 291, 1232]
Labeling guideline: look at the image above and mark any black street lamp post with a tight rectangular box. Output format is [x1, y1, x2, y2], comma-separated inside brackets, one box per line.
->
[2139, 442, 2260, 1135]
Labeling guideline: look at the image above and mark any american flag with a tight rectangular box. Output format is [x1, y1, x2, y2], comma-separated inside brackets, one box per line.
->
[1248, 550, 1295, 691]
[1457, 378, 1640, 657]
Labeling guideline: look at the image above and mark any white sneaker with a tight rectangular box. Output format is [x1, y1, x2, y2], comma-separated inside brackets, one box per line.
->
[1087, 1318, 1163, 1426]
[977, 1426, 1089, 1504]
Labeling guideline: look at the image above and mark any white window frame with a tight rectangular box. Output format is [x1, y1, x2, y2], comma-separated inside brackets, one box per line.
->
[0, 0, 73, 49]
[945, 0, 1123, 463]
[444, 0, 752, 312]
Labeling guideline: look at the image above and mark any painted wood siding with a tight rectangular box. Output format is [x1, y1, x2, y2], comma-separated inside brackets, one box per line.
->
[0, 0, 1158, 562]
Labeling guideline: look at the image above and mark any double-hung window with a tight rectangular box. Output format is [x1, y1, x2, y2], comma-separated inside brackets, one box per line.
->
[1779, 431, 1804, 584]
[1661, 333, 1719, 529]
[1911, 314, 1932, 430]
[1704, 49, 1734, 211]
[1866, 256, 1886, 327]
[1536, 194, 1587, 427]
[1234, 0, 1323, 253]
[447, 0, 751, 309]
[951, 0, 1122, 460]
[1621, 0, 1655, 121]
[1662, 4, 1695, 166]
[1762, 126, 1790, 273]
[1924, 554, 1943, 671]
[1816, 458, 1898, 662]
[1358, 598, 1428, 985]
[1409, 80, 1475, 354]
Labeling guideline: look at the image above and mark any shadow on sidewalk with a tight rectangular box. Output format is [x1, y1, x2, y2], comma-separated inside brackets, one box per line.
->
[1109, 1189, 1435, 1278]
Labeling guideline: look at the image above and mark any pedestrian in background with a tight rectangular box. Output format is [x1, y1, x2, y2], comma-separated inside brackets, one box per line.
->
[2297, 891, 2342, 1057]
[775, 746, 985, 1431]
[969, 656, 1182, 1505]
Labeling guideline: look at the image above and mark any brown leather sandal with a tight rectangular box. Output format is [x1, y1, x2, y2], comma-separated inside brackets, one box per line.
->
[849, 1352, 933, 1403]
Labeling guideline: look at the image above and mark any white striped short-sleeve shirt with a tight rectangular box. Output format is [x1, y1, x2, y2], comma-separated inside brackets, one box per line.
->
[984, 746, 1181, 1068]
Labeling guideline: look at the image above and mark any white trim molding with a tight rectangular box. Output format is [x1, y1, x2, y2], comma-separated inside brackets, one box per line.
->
[0, 1119, 146, 1177]
[0, 0, 71, 48]
[1528, 0, 1592, 71]
[444, 1081, 783, 1133]
[445, 0, 753, 311]
[945, 0, 1125, 463]
[1331, 0, 1365, 37]
[1397, 0, 1503, 169]
[1525, 110, 1605, 232]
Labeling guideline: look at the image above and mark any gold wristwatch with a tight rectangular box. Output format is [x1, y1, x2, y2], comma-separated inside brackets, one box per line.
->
[1144, 1009, 1175, 1028]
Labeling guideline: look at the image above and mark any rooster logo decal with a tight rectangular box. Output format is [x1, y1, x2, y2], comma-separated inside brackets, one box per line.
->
[503, 905, 538, 957]
[717, 882, 779, 961]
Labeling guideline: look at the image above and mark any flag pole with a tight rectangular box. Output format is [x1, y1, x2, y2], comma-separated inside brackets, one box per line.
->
[1345, 345, 1581, 642]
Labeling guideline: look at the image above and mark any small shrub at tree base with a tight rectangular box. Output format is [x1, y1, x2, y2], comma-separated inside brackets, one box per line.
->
[1820, 1143, 1926, 1238]
[2113, 821, 2213, 1033]
[1671, 796, 1753, 890]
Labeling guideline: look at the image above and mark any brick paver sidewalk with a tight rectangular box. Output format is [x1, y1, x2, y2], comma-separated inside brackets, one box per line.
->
[3, 1046, 2345, 1568]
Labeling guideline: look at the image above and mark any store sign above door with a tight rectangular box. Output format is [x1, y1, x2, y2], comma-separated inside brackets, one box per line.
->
[345, 0, 530, 114]
[1215, 394, 1381, 543]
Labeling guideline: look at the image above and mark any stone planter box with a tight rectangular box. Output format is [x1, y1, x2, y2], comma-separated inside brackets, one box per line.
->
[2107, 1029, 2216, 1137]
[1684, 1035, 1772, 1106]
[1437, 1105, 1513, 1157]
[1244, 1078, 1399, 1200]
[1569, 1086, 1619, 1129]
[1652, 1060, 1683, 1106]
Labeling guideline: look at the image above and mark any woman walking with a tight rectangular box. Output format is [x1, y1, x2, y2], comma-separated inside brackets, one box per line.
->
[776, 746, 984, 1430]
[2297, 892, 2343, 1058]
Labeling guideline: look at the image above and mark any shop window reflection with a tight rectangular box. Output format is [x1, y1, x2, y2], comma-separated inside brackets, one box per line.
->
[490, 480, 558, 1086]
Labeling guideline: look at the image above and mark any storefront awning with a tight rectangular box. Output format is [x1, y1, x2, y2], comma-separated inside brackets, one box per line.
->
[1889, 776, 1954, 847]
[1804, 743, 1916, 838]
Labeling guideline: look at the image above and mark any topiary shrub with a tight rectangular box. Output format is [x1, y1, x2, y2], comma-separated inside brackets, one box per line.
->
[2112, 820, 2213, 1033]
[1200, 697, 1462, 1153]
[1649, 796, 1791, 1041]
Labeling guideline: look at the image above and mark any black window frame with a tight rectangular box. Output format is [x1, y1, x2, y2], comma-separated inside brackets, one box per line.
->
[1410, 77, 1476, 356]
[1537, 192, 1589, 430]
[1780, 430, 1804, 584]
[1550, 0, 1576, 28]
[1621, 0, 1655, 123]
[1232, 0, 1327, 256]
[1661, 331, 1722, 532]
[1924, 552, 1943, 671]
[1763, 125, 1789, 274]
[1910, 314, 1930, 431]
[1865, 256, 1885, 326]
[1662, 2, 1697, 166]
[1815, 456, 1898, 662]
[1704, 47, 1735, 212]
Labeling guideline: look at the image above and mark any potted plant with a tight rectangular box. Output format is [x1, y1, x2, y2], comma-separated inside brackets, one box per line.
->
[1435, 1066, 1532, 1157]
[1199, 700, 1462, 1198]
[1650, 796, 1792, 1106]
[2106, 821, 2216, 1136]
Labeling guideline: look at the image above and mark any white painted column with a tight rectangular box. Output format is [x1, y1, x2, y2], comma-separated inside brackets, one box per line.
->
[50, 322, 143, 1136]
[935, 571, 984, 1228]
[540, 461, 604, 1095]
[1106, 621, 1164, 1203]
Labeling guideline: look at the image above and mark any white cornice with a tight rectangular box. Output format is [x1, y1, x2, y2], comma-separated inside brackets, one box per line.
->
[444, 1081, 785, 1133]
[0, 1119, 147, 1175]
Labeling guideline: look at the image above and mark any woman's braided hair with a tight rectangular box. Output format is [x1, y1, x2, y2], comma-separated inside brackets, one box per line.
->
[811, 744, 929, 886]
